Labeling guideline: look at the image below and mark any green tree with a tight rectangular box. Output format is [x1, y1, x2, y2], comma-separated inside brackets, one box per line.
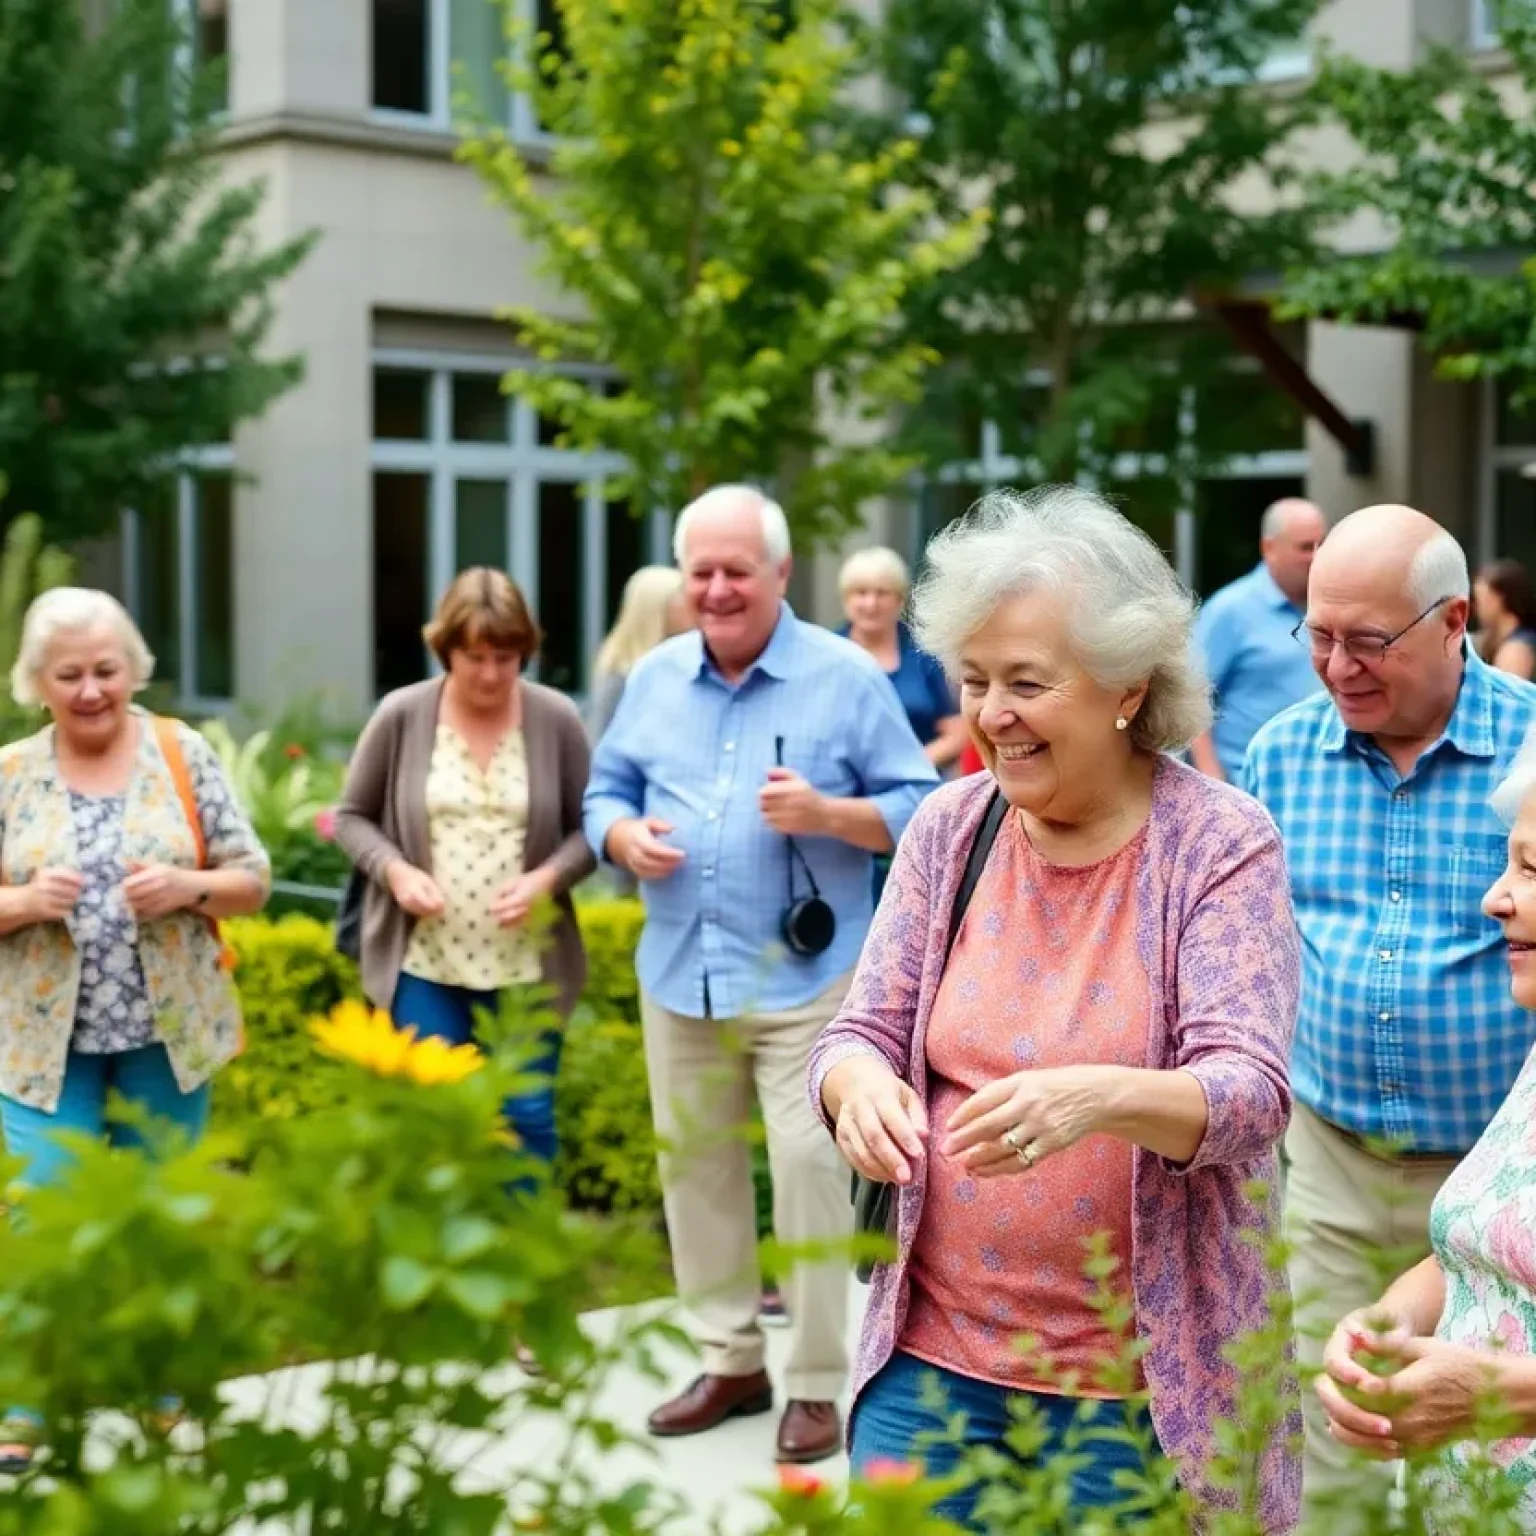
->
[873, 0, 1319, 516]
[1281, 12, 1536, 404]
[0, 0, 312, 541]
[458, 0, 984, 549]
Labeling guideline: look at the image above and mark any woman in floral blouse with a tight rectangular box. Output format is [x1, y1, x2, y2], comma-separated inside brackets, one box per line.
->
[0, 587, 269, 1470]
[1318, 725, 1536, 1525]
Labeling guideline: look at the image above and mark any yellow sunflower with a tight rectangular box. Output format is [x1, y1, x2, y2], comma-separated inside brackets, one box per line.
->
[312, 1000, 483, 1086]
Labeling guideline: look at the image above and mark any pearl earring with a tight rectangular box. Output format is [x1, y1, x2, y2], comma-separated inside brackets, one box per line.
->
[1115, 717, 1128, 731]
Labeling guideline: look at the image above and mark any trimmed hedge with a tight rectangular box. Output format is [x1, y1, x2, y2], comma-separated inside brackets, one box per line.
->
[216, 900, 665, 1218]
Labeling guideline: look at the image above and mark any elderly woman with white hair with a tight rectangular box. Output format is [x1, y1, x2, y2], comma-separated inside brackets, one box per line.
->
[0, 587, 268, 1469]
[1316, 726, 1536, 1525]
[0, 589, 268, 1182]
[809, 487, 1302, 1530]
[838, 546, 965, 771]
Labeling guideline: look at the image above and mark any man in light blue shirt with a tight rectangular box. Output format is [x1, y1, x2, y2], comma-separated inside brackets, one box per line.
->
[1190, 497, 1327, 780]
[584, 484, 936, 1466]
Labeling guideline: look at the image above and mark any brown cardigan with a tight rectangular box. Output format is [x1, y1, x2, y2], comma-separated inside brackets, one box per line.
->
[333, 678, 596, 1019]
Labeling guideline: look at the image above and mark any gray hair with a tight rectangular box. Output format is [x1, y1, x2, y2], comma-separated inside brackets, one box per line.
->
[1260, 497, 1320, 541]
[912, 485, 1211, 754]
[1493, 723, 1536, 829]
[839, 545, 910, 598]
[672, 484, 792, 567]
[1408, 529, 1471, 610]
[12, 587, 155, 707]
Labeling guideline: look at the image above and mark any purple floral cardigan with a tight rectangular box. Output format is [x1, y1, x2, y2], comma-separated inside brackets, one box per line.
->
[808, 759, 1303, 1534]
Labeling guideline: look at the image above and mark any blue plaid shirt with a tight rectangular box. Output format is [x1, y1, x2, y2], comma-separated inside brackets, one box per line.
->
[1243, 652, 1536, 1152]
[583, 605, 938, 1018]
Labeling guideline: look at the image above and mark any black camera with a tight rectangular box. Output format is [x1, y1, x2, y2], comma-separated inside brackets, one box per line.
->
[781, 892, 836, 957]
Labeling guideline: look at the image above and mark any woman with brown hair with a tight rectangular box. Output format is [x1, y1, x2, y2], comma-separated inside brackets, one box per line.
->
[1474, 559, 1536, 680]
[334, 569, 595, 1172]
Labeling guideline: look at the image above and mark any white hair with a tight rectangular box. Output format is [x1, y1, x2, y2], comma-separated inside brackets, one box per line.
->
[1260, 497, 1321, 541]
[12, 587, 155, 708]
[672, 484, 792, 567]
[1493, 722, 1536, 829]
[1408, 529, 1471, 610]
[912, 485, 1211, 754]
[839, 545, 910, 598]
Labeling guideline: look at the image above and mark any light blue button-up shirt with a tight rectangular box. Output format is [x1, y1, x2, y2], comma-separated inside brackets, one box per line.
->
[583, 605, 939, 1018]
[1244, 652, 1536, 1152]
[1196, 563, 1323, 779]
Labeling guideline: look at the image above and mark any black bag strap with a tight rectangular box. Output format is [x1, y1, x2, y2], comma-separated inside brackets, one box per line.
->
[944, 789, 1007, 964]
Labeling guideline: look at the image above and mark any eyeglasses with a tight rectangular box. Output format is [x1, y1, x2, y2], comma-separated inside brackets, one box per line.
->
[1291, 597, 1453, 663]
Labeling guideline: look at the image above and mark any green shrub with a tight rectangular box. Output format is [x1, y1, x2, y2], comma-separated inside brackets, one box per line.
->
[215, 914, 362, 1127]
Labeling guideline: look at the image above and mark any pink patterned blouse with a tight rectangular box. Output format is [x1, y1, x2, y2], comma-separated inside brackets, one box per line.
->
[808, 759, 1302, 1534]
[902, 813, 1150, 1396]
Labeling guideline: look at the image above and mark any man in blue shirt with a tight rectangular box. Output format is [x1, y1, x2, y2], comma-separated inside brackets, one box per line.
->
[1243, 503, 1536, 1525]
[1190, 497, 1327, 780]
[584, 485, 936, 1465]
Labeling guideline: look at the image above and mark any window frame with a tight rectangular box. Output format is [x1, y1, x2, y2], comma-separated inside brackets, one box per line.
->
[369, 349, 669, 698]
[1473, 0, 1503, 49]
[171, 0, 229, 117]
[369, 0, 555, 145]
[916, 365, 1308, 591]
[121, 442, 237, 714]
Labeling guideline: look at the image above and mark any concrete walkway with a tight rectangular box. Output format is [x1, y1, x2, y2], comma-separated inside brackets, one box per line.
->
[215, 1280, 869, 1533]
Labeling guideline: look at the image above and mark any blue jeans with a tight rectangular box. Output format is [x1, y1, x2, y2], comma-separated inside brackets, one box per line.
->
[392, 973, 561, 1167]
[0, 1044, 210, 1190]
[850, 1351, 1156, 1531]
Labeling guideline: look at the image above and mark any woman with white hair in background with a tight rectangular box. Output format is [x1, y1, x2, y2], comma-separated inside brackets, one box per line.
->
[0, 587, 269, 1472]
[809, 487, 1302, 1530]
[838, 545, 965, 772]
[1317, 724, 1536, 1525]
[586, 565, 691, 743]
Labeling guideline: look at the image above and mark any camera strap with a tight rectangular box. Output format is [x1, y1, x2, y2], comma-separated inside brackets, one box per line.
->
[774, 733, 824, 908]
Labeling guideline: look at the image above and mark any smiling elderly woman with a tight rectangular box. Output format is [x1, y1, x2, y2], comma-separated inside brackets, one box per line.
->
[808, 487, 1303, 1531]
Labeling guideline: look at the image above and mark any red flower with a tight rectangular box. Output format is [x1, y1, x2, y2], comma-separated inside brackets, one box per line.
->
[864, 1457, 922, 1486]
[777, 1466, 826, 1497]
[284, 743, 306, 760]
[313, 807, 337, 842]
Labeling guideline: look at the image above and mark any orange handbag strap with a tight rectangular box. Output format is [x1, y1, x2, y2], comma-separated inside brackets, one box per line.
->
[152, 716, 236, 972]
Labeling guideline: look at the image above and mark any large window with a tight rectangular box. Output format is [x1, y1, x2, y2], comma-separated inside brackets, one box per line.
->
[124, 457, 236, 705]
[370, 355, 667, 699]
[173, 0, 229, 113]
[371, 0, 564, 139]
[1483, 379, 1536, 570]
[915, 366, 1305, 597]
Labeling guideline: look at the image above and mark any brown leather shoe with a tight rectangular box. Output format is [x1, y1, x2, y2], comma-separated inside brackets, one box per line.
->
[647, 1371, 774, 1438]
[775, 1400, 842, 1464]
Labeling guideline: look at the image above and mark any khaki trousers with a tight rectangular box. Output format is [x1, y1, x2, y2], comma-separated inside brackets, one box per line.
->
[1285, 1102, 1459, 1530]
[640, 973, 853, 1403]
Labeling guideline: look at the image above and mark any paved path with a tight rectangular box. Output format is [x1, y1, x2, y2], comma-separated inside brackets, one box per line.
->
[217, 1281, 869, 1533]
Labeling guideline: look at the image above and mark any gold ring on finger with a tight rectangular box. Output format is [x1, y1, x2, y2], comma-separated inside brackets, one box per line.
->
[1002, 1127, 1021, 1152]
[1017, 1140, 1040, 1169]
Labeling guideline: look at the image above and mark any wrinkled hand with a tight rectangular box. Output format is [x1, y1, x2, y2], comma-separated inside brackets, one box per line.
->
[27, 866, 83, 923]
[830, 1058, 928, 1186]
[1317, 1316, 1498, 1458]
[607, 817, 686, 882]
[490, 868, 553, 929]
[387, 861, 446, 919]
[122, 862, 198, 920]
[759, 768, 826, 838]
[940, 1066, 1107, 1177]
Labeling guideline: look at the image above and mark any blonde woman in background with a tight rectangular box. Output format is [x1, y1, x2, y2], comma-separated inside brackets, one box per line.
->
[587, 566, 691, 742]
[838, 547, 965, 771]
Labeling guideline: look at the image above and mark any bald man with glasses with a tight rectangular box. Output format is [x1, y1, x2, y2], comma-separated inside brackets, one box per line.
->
[1244, 505, 1536, 1527]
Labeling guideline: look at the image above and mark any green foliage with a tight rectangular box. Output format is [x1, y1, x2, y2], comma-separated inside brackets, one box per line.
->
[0, 495, 72, 746]
[1281, 13, 1536, 406]
[214, 914, 361, 1126]
[873, 0, 1319, 498]
[0, 0, 313, 540]
[458, 0, 984, 550]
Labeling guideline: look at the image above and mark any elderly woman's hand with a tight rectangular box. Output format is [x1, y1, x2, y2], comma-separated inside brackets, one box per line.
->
[824, 1056, 928, 1186]
[941, 1066, 1109, 1176]
[1319, 1324, 1504, 1459]
[1314, 1306, 1415, 1457]
[25, 867, 82, 923]
[122, 862, 200, 920]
